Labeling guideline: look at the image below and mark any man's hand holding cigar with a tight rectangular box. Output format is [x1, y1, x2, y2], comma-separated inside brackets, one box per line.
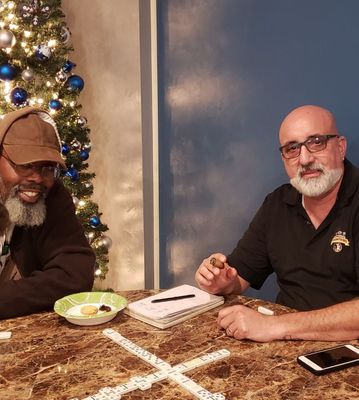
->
[209, 257, 225, 269]
[195, 253, 249, 295]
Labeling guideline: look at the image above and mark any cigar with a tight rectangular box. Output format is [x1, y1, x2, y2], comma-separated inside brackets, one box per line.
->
[209, 257, 224, 269]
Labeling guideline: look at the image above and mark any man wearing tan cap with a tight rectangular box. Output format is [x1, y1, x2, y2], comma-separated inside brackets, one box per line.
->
[0, 107, 95, 319]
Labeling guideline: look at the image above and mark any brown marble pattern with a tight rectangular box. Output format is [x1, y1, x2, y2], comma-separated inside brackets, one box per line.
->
[0, 291, 358, 400]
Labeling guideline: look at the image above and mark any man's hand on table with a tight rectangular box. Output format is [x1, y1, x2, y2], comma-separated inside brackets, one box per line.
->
[217, 305, 280, 342]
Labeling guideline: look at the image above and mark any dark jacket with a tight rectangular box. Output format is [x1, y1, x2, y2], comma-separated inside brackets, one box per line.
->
[0, 180, 95, 318]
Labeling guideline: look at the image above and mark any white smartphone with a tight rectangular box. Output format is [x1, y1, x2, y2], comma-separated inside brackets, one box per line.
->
[297, 344, 359, 375]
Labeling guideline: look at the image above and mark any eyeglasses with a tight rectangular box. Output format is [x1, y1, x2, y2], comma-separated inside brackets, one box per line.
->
[1, 152, 61, 179]
[279, 134, 339, 159]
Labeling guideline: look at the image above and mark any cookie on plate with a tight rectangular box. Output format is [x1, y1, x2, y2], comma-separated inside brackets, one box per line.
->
[80, 305, 98, 315]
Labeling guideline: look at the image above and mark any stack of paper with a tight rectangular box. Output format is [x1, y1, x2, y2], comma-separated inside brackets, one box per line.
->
[125, 285, 224, 329]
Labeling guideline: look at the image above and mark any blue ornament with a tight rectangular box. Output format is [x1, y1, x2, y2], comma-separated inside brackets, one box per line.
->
[62, 60, 76, 73]
[0, 63, 17, 81]
[49, 99, 62, 111]
[79, 150, 89, 161]
[90, 215, 101, 228]
[35, 44, 51, 61]
[61, 143, 70, 155]
[66, 75, 84, 92]
[10, 87, 28, 106]
[65, 167, 79, 182]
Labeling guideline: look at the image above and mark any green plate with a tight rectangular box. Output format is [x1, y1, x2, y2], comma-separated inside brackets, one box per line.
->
[54, 292, 127, 326]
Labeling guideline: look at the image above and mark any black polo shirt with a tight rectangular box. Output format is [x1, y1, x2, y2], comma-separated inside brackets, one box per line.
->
[227, 159, 359, 311]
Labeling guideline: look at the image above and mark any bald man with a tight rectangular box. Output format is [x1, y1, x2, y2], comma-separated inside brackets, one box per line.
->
[195, 105, 359, 342]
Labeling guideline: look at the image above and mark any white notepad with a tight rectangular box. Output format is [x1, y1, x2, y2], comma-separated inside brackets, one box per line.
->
[125, 285, 224, 329]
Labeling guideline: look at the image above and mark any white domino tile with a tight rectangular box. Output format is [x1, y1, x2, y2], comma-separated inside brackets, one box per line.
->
[81, 329, 230, 400]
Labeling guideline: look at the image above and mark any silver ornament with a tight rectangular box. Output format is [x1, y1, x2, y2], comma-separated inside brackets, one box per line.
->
[85, 231, 95, 243]
[71, 139, 81, 151]
[76, 116, 87, 127]
[21, 68, 35, 82]
[82, 142, 92, 152]
[55, 70, 68, 83]
[99, 235, 112, 250]
[0, 29, 16, 49]
[60, 26, 71, 44]
[72, 196, 79, 207]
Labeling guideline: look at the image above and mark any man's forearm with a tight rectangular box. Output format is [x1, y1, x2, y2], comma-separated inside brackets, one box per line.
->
[274, 299, 359, 341]
[221, 274, 249, 295]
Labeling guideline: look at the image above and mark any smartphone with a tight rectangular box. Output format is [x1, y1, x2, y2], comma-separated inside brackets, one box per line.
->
[297, 344, 359, 375]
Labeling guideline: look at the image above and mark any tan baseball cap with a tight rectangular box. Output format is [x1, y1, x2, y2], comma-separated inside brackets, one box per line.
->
[0, 107, 66, 168]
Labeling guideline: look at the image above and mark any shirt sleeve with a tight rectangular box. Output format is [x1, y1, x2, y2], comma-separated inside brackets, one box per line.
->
[227, 195, 273, 289]
[0, 181, 96, 319]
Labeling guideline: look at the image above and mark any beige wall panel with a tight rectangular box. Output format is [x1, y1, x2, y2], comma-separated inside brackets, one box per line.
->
[62, 0, 145, 290]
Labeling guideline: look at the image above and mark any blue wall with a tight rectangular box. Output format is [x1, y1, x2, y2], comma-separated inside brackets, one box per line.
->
[157, 0, 359, 301]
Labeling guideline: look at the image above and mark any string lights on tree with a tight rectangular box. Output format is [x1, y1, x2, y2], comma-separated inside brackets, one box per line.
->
[0, 0, 111, 280]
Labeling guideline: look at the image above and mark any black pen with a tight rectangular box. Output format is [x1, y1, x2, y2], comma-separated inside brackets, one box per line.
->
[151, 294, 196, 303]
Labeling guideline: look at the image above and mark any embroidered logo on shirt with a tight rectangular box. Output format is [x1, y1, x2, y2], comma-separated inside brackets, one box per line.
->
[330, 231, 350, 253]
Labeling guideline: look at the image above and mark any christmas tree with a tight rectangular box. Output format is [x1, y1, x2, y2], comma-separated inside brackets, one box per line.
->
[0, 0, 111, 280]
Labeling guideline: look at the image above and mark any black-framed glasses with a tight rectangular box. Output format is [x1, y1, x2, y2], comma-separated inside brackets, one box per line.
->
[279, 134, 339, 159]
[1, 151, 61, 179]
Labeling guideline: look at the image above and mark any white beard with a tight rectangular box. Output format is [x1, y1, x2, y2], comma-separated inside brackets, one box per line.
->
[0, 181, 47, 227]
[290, 163, 343, 197]
[5, 195, 46, 227]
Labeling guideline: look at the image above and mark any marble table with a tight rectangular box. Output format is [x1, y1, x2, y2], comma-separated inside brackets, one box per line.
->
[0, 291, 358, 400]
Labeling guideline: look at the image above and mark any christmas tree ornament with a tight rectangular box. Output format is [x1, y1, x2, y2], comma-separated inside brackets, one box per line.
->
[60, 26, 71, 44]
[72, 196, 80, 207]
[17, 1, 51, 26]
[102, 236, 113, 249]
[0, 63, 17, 81]
[79, 150, 89, 161]
[61, 142, 70, 155]
[70, 139, 81, 151]
[95, 235, 112, 250]
[35, 44, 51, 61]
[21, 68, 35, 82]
[90, 215, 101, 228]
[65, 167, 79, 182]
[0, 29, 16, 48]
[10, 87, 28, 106]
[55, 70, 68, 83]
[76, 116, 87, 127]
[82, 142, 92, 152]
[49, 98, 62, 111]
[85, 231, 95, 243]
[62, 60, 76, 73]
[66, 75, 84, 92]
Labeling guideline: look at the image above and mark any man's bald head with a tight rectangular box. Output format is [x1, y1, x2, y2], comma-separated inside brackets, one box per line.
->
[279, 105, 338, 145]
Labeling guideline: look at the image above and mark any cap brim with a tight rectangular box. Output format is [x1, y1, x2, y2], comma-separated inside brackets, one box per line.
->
[4, 145, 66, 168]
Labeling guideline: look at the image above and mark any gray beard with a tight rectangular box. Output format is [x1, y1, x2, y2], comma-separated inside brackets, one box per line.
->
[5, 188, 46, 227]
[290, 163, 343, 197]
